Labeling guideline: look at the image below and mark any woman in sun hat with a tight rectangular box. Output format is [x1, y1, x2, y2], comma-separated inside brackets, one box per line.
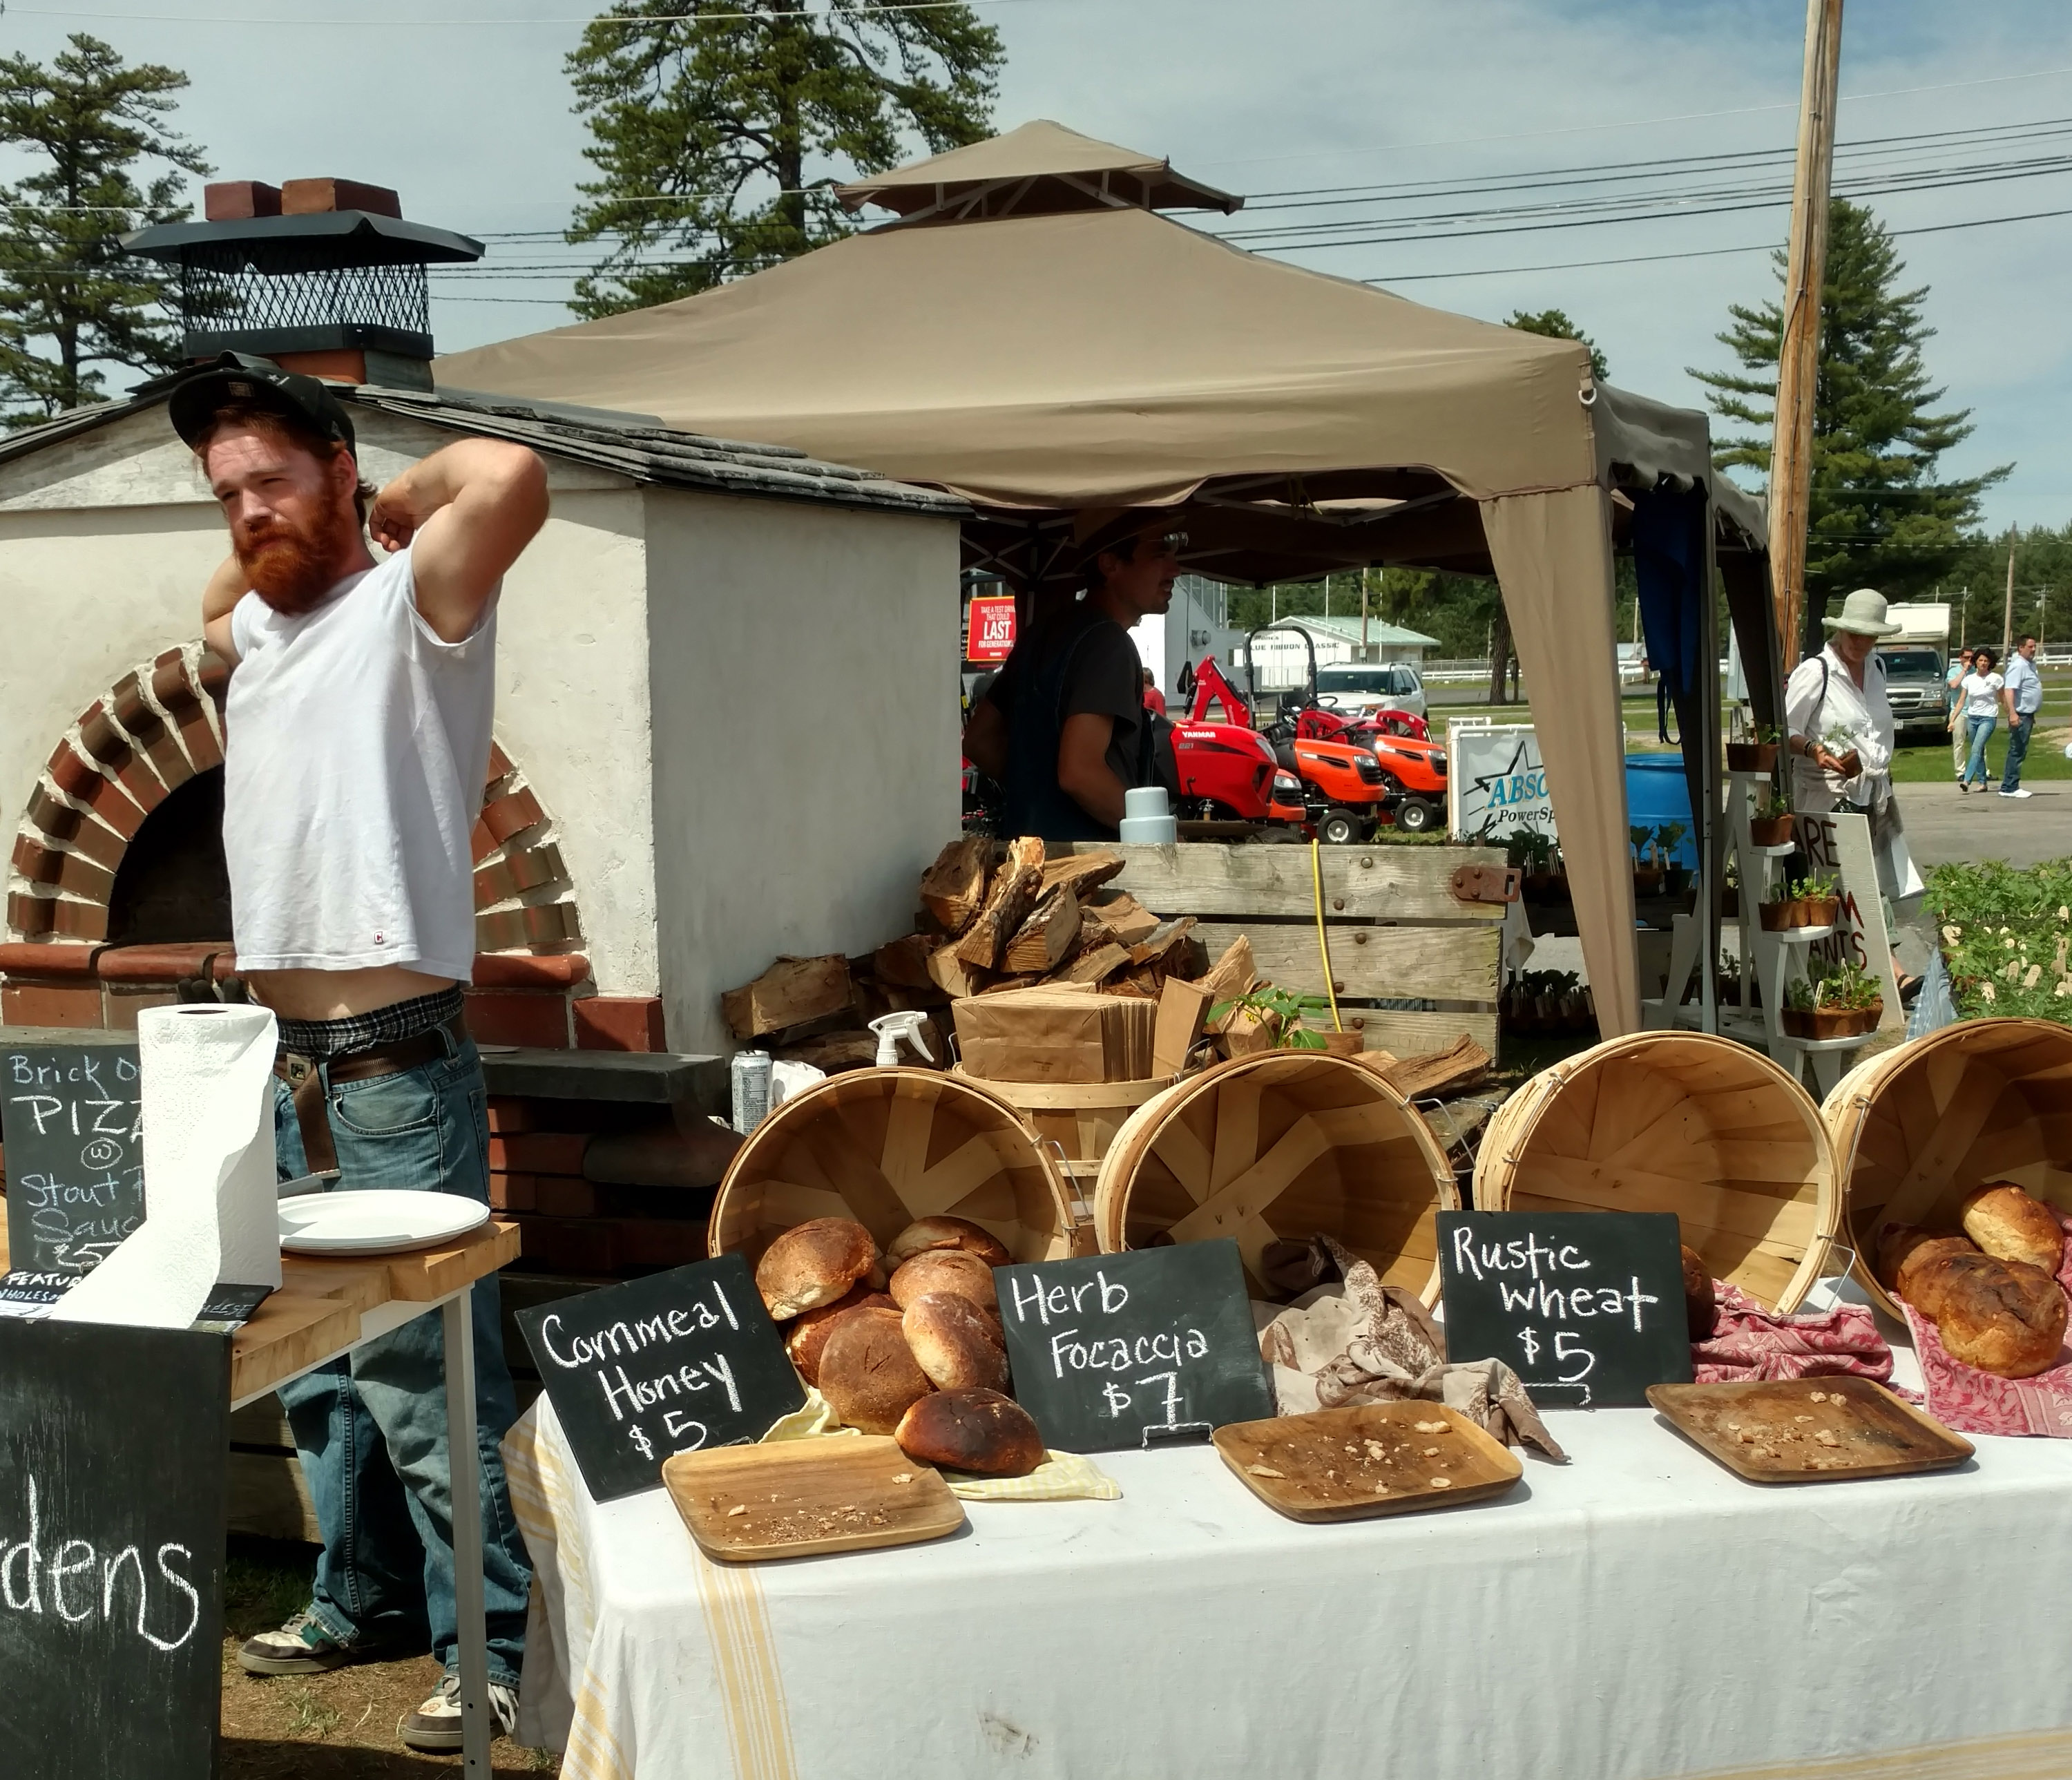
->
[1783, 587, 1921, 901]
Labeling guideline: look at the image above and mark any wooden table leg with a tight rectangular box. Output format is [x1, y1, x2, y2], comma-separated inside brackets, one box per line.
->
[443, 1287, 492, 1775]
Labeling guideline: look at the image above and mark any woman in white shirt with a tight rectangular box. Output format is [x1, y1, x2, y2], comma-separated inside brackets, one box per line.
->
[1959, 647, 2004, 793]
[1946, 647, 1975, 783]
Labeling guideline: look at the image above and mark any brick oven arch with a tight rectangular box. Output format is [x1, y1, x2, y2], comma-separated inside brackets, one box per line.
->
[8, 643, 586, 966]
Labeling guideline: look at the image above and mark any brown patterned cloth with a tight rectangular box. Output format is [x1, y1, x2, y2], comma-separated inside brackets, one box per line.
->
[1256, 1235, 1567, 1461]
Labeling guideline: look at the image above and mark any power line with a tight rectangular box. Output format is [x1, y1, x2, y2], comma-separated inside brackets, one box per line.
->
[12, 0, 1033, 22]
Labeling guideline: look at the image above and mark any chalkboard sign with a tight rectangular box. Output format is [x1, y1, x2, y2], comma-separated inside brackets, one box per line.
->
[517, 1253, 804, 1503]
[995, 1240, 1273, 1453]
[0, 1319, 229, 1779]
[1437, 1211, 1694, 1408]
[1, 1043, 144, 1276]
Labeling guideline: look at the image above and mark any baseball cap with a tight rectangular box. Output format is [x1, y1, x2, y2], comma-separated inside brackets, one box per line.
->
[166, 352, 356, 454]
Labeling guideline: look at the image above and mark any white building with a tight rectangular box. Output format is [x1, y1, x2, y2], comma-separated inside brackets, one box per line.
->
[1243, 613, 1442, 691]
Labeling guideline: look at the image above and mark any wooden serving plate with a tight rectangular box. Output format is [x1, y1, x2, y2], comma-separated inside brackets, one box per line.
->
[663, 1436, 966, 1562]
[1212, 1402, 1523, 1523]
[1647, 1376, 1973, 1484]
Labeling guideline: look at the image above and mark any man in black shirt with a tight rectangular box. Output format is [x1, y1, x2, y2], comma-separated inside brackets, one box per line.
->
[962, 510, 1181, 839]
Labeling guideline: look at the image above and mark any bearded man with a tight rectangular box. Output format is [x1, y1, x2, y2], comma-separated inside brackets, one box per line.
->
[173, 356, 546, 1754]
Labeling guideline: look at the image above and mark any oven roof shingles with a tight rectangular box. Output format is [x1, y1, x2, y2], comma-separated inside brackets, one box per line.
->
[0, 384, 968, 520]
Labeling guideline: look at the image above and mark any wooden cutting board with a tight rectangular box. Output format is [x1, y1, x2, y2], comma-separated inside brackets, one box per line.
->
[1212, 1402, 1523, 1523]
[664, 1436, 966, 1562]
[1647, 1376, 1974, 1484]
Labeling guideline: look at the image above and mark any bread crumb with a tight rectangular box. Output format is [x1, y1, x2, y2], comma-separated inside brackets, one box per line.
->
[1814, 1429, 1839, 1447]
[892, 1473, 914, 1484]
[1423, 1446, 1441, 1456]
[1807, 1391, 1827, 1403]
[1413, 1420, 1448, 1433]
[1428, 1477, 1452, 1489]
[727, 1504, 748, 1517]
[1247, 1464, 1285, 1479]
[1794, 1415, 1814, 1424]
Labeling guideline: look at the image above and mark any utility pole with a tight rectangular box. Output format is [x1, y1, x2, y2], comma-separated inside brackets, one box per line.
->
[2002, 528, 2017, 657]
[1768, 0, 1845, 663]
[1360, 571, 1370, 653]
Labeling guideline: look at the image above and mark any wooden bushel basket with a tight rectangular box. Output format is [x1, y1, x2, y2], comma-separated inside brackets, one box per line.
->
[1474, 1032, 1839, 1312]
[1822, 1017, 2072, 1319]
[709, 1067, 1076, 1267]
[1091, 1051, 1459, 1303]
[949, 1066, 1172, 1174]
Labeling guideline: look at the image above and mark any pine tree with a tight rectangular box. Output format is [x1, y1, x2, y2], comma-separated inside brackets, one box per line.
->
[1690, 199, 2007, 644]
[0, 34, 209, 425]
[564, 0, 1002, 318]
[1504, 307, 1608, 383]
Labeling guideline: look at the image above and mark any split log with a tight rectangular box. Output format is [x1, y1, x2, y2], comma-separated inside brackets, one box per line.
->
[872, 933, 940, 991]
[1201, 936, 1257, 1025]
[926, 946, 995, 1000]
[1037, 850, 1126, 899]
[774, 1029, 883, 1074]
[1356, 1034, 1493, 1103]
[720, 953, 853, 1040]
[955, 836, 1046, 968]
[1088, 889, 1160, 946]
[1004, 886, 1081, 974]
[1056, 941, 1131, 985]
[918, 836, 992, 937]
[1128, 916, 1198, 969]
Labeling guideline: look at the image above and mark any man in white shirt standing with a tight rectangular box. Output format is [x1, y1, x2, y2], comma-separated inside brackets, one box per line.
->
[1999, 633, 2044, 798]
[171, 355, 546, 1753]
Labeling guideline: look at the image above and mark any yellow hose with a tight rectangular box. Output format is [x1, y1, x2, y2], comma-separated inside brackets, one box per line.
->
[1310, 836, 1343, 1031]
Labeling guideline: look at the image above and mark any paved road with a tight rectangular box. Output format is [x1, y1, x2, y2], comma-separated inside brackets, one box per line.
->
[1896, 781, 2072, 870]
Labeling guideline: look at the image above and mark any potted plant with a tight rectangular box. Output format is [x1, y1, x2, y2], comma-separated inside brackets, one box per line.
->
[1821, 723, 1863, 781]
[1727, 725, 1781, 773]
[1780, 976, 1817, 1037]
[1207, 986, 1337, 1051]
[1816, 961, 1884, 1036]
[1656, 822, 1690, 897]
[1759, 882, 1798, 932]
[1749, 791, 1794, 849]
[1631, 825, 1664, 897]
[1794, 870, 1841, 930]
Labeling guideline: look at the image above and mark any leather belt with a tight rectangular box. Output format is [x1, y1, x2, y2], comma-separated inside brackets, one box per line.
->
[274, 1014, 470, 1174]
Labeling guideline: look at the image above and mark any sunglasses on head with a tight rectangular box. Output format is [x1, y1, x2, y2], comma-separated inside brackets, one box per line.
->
[1139, 529, 1187, 559]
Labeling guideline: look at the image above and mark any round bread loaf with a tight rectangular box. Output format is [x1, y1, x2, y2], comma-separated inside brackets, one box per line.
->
[894, 1388, 1044, 1476]
[755, 1218, 879, 1321]
[887, 1215, 1011, 1270]
[890, 1247, 998, 1314]
[784, 1288, 896, 1386]
[903, 1292, 1008, 1391]
[1883, 1226, 1977, 1297]
[1959, 1183, 2064, 1276]
[817, 1305, 933, 1433]
[1908, 1251, 2068, 1378]
[1680, 1245, 1716, 1342]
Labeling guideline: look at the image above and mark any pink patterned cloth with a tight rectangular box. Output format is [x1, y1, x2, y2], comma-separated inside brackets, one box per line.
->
[1897, 1209, 2072, 1439]
[1691, 1283, 1894, 1384]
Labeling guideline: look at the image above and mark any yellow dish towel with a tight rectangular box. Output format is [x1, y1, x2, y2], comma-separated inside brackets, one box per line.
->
[759, 1392, 1120, 1501]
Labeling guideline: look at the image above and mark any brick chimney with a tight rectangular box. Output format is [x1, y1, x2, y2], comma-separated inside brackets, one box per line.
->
[123, 180, 483, 390]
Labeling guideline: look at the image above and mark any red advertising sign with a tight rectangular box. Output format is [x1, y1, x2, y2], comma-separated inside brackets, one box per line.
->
[966, 595, 1018, 662]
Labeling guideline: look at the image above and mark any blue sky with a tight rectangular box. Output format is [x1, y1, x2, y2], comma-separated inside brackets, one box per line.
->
[8, 0, 2070, 531]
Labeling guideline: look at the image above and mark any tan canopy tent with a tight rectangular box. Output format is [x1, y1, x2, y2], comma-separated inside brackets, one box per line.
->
[439, 120, 1778, 1037]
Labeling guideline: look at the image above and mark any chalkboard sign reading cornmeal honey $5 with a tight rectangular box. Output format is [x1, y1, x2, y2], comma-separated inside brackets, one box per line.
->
[1, 1043, 144, 1276]
[517, 1253, 804, 1503]
[1436, 1211, 1693, 1408]
[995, 1240, 1273, 1453]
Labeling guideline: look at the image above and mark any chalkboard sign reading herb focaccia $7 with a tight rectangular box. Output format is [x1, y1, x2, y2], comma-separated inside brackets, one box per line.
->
[1436, 1211, 1694, 1409]
[1, 1041, 144, 1276]
[517, 1254, 804, 1503]
[995, 1240, 1274, 1454]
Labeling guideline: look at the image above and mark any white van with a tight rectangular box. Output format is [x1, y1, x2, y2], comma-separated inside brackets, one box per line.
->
[1312, 662, 1427, 720]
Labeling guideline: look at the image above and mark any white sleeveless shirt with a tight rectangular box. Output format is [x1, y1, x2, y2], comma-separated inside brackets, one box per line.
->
[223, 546, 497, 981]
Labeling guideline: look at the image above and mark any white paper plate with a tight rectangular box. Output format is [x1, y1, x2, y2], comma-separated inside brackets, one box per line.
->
[279, 1189, 492, 1256]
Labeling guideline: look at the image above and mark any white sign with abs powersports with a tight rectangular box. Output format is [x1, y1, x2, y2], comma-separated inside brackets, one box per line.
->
[1447, 720, 1555, 843]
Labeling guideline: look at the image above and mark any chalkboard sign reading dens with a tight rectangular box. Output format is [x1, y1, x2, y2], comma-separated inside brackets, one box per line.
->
[995, 1240, 1273, 1453]
[1437, 1211, 1693, 1408]
[517, 1253, 804, 1503]
[1, 1042, 144, 1276]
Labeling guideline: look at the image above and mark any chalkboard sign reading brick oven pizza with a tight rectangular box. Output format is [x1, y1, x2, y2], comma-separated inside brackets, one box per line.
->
[996, 1240, 1274, 1453]
[518, 1253, 804, 1503]
[1437, 1211, 1693, 1408]
[1, 1042, 144, 1276]
[0, 1319, 230, 1780]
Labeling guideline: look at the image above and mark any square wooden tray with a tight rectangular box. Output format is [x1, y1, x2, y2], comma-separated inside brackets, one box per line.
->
[1212, 1401, 1524, 1522]
[1647, 1376, 1974, 1484]
[664, 1436, 966, 1562]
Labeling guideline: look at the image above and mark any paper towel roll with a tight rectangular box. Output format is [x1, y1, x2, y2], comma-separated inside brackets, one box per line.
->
[50, 1003, 280, 1330]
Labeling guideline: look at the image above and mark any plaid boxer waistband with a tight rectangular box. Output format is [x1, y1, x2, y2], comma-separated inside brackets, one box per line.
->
[275, 984, 468, 1061]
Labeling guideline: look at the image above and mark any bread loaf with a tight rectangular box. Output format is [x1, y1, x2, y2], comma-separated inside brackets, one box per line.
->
[894, 1388, 1045, 1476]
[1959, 1183, 2064, 1276]
[903, 1292, 1008, 1391]
[1680, 1245, 1716, 1342]
[1879, 1225, 1977, 1296]
[889, 1247, 999, 1314]
[888, 1215, 1011, 1270]
[784, 1288, 896, 1386]
[1904, 1251, 2067, 1379]
[816, 1305, 934, 1433]
[755, 1218, 879, 1321]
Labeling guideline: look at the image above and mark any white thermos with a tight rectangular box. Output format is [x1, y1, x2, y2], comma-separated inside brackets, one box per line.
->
[1117, 785, 1178, 844]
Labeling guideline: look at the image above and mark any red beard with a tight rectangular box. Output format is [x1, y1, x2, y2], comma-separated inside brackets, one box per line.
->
[236, 511, 349, 616]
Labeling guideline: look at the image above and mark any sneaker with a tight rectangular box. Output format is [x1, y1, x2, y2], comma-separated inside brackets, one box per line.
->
[2002, 787, 2033, 798]
[237, 1607, 367, 1677]
[399, 1671, 519, 1754]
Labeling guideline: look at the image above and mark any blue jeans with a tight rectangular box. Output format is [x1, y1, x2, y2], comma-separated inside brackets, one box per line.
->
[1964, 713, 1998, 787]
[273, 1028, 531, 1687]
[2003, 711, 2037, 790]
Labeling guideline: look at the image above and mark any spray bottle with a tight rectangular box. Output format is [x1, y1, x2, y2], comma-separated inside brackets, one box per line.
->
[868, 1011, 936, 1068]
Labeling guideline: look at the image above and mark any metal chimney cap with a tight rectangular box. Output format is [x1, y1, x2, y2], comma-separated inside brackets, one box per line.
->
[121, 209, 484, 269]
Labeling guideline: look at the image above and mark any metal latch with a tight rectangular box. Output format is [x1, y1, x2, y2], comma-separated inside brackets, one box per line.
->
[1450, 864, 1521, 906]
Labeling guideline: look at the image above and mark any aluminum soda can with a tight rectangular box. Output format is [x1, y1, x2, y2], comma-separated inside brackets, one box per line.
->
[729, 1049, 772, 1134]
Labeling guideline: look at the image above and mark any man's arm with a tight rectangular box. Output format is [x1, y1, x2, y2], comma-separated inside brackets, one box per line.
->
[961, 696, 1008, 781]
[1057, 713, 1127, 828]
[202, 554, 247, 667]
[368, 439, 548, 643]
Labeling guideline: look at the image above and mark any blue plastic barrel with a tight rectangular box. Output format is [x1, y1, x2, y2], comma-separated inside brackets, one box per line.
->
[1624, 754, 1698, 869]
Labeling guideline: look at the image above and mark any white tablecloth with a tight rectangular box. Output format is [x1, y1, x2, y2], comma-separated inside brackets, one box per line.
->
[504, 1381, 2072, 1780]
